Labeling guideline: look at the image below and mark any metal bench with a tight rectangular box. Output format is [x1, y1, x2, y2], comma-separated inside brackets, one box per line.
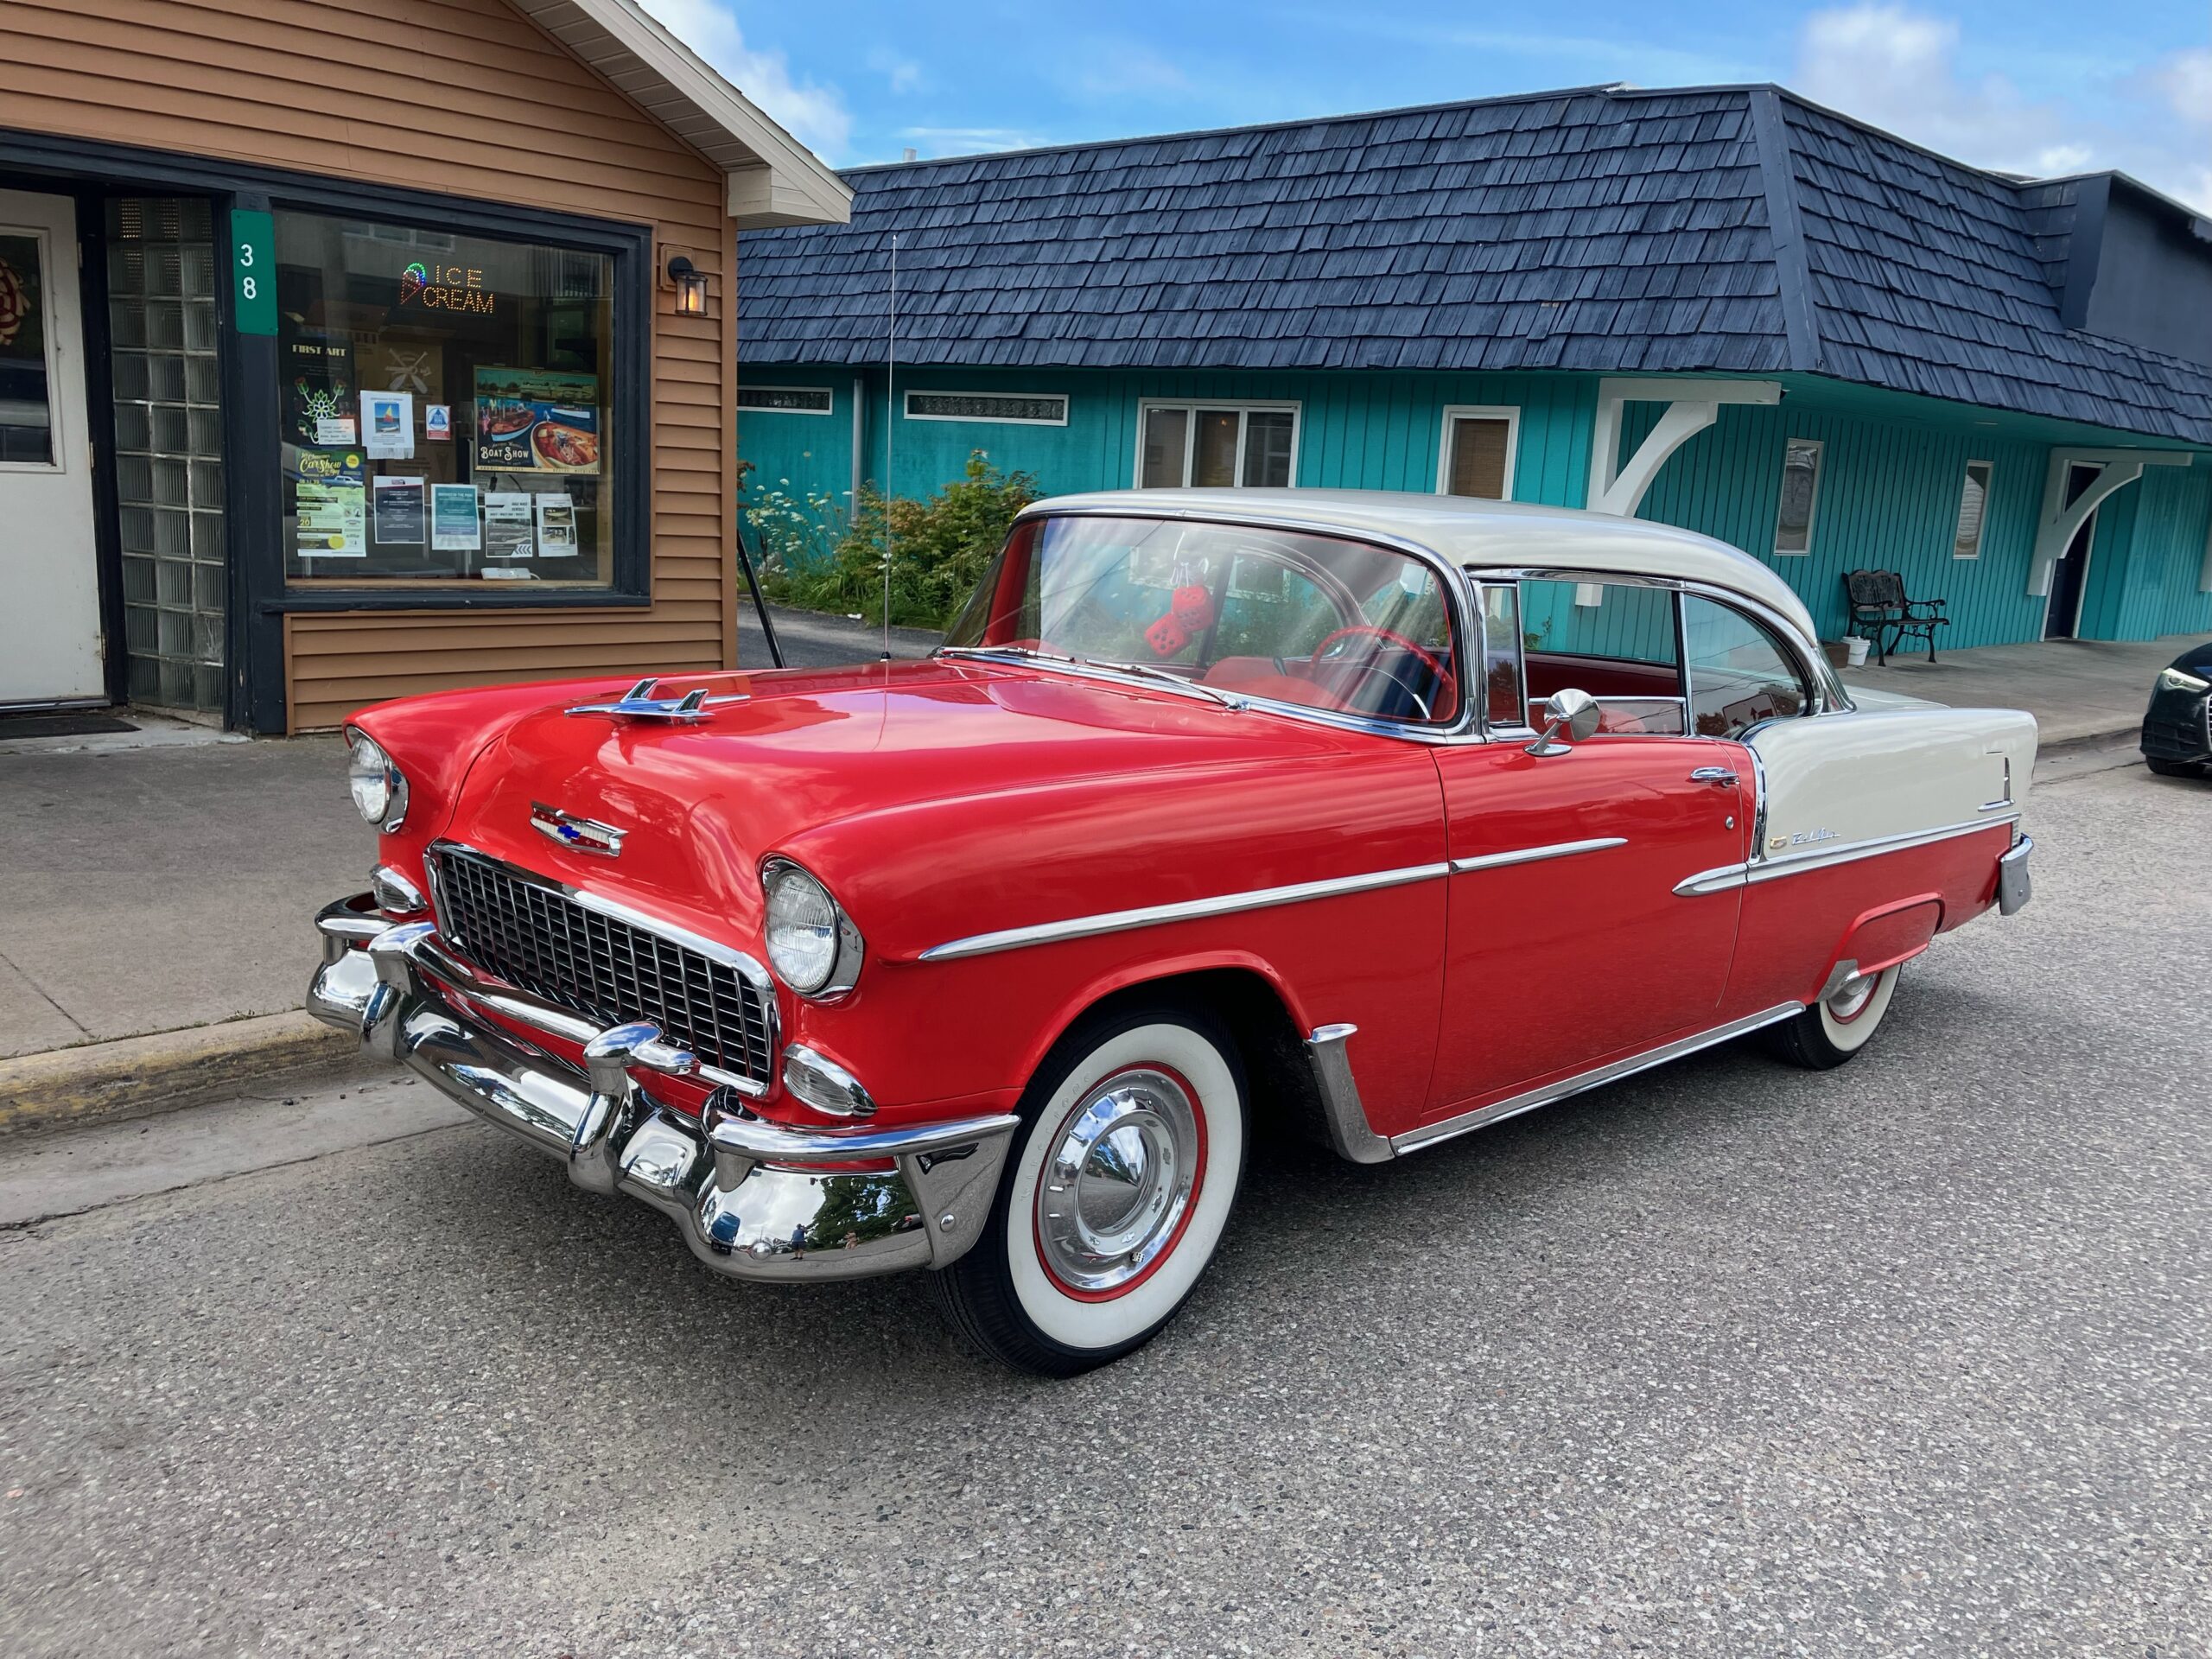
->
[1844, 569, 1949, 664]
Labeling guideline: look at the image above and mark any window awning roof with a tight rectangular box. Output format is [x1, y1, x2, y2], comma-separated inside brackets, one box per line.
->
[508, 0, 852, 228]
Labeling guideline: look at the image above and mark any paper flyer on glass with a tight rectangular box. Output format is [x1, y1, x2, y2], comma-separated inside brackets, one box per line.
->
[483, 492, 536, 560]
[372, 475, 426, 545]
[430, 484, 480, 552]
[294, 448, 366, 558]
[473, 368, 600, 474]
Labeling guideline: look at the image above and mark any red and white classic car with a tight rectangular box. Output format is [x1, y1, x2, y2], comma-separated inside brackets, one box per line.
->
[310, 490, 2036, 1374]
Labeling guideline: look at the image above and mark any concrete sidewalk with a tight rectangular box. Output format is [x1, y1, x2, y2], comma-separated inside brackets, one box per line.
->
[1841, 632, 2197, 747]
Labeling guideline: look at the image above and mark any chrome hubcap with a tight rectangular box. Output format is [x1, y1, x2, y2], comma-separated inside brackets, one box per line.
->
[1827, 972, 1877, 1022]
[1036, 1068, 1199, 1295]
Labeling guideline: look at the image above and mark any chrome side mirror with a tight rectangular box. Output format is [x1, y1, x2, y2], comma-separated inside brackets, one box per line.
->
[1527, 687, 1600, 756]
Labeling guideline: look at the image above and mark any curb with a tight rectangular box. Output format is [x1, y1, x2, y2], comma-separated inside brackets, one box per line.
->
[0, 1012, 354, 1138]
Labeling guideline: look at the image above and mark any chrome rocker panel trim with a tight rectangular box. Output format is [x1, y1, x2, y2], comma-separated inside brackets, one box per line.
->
[1392, 1003, 1805, 1155]
[308, 895, 1020, 1285]
[1303, 1002, 1805, 1165]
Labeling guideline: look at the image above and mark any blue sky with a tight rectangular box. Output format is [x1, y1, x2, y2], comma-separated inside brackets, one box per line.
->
[643, 0, 2211, 208]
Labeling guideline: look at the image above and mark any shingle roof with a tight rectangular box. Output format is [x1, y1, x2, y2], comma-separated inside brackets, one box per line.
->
[738, 84, 2212, 444]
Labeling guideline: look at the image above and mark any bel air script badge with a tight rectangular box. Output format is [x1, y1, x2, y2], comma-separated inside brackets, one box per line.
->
[1770, 827, 1840, 852]
[530, 802, 626, 856]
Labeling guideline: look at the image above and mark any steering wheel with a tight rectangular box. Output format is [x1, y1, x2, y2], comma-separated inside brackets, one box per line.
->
[1311, 625, 1458, 714]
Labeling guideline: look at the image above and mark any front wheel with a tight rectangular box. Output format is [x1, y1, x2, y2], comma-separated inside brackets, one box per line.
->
[1763, 963, 1902, 1070]
[930, 1001, 1248, 1376]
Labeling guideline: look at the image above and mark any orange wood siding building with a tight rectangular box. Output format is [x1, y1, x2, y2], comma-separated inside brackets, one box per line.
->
[0, 0, 847, 731]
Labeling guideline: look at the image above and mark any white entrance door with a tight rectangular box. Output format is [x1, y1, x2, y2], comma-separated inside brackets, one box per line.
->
[0, 189, 102, 705]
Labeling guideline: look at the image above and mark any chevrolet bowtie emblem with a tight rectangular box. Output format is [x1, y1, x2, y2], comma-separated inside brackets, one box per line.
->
[530, 802, 626, 856]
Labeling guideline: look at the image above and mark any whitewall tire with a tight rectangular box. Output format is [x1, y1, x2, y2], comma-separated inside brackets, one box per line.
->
[1765, 963, 1902, 1070]
[930, 1000, 1247, 1376]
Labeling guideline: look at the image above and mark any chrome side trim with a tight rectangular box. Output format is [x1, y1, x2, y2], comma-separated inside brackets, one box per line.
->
[1451, 836, 1624, 874]
[1392, 1002, 1804, 1155]
[1305, 1022, 1392, 1165]
[1672, 813, 2018, 896]
[917, 861, 1452, 963]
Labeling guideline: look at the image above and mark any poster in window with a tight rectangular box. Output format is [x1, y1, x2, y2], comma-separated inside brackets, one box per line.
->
[372, 475, 427, 546]
[373, 334, 444, 404]
[294, 448, 366, 558]
[283, 328, 355, 449]
[360, 390, 414, 461]
[430, 484, 480, 552]
[533, 493, 579, 556]
[473, 367, 600, 474]
[483, 492, 536, 560]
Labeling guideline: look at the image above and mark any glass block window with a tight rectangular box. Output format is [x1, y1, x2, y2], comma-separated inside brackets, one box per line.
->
[904, 390, 1067, 425]
[108, 197, 226, 714]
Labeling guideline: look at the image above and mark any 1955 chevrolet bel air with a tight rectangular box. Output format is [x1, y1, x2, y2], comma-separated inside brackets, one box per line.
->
[309, 490, 2036, 1374]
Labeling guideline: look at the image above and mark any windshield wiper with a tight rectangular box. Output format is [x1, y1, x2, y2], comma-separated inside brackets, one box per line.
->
[935, 644, 1077, 665]
[1081, 658, 1246, 710]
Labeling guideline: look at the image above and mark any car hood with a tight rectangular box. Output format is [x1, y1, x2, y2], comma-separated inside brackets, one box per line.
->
[430, 658, 1387, 946]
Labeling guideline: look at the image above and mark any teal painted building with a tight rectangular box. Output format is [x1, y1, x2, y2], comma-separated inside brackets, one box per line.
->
[739, 87, 2212, 651]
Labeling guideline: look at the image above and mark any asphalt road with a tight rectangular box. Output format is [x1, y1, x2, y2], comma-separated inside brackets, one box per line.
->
[1, 760, 2204, 1657]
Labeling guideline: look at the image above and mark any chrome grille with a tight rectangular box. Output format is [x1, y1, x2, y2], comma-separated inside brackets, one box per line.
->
[429, 848, 773, 1083]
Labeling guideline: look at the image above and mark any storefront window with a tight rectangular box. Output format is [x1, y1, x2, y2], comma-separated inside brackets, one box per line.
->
[275, 210, 614, 588]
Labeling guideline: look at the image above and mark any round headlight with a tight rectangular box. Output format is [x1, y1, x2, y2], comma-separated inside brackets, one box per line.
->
[346, 730, 407, 830]
[763, 859, 861, 997]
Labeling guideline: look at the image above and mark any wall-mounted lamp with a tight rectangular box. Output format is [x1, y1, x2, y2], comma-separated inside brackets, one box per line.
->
[666, 254, 709, 316]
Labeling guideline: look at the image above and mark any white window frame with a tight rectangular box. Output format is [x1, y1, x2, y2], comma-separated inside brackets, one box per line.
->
[1772, 436, 1825, 558]
[1133, 398, 1302, 489]
[1952, 458, 1993, 560]
[902, 389, 1069, 427]
[1433, 404, 1520, 500]
[736, 385, 835, 416]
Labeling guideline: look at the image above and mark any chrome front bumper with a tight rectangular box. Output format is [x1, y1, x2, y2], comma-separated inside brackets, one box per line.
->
[308, 894, 1019, 1283]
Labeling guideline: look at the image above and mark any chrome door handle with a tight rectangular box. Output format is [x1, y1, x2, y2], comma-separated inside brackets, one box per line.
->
[1689, 766, 1738, 786]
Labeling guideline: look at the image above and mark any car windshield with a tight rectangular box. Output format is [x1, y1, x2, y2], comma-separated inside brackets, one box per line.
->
[942, 514, 1460, 724]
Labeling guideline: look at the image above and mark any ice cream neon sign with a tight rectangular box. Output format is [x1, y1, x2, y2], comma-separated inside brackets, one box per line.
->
[399, 260, 494, 314]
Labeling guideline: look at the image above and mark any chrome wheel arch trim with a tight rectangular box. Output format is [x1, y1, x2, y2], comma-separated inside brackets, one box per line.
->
[916, 861, 1453, 963]
[1673, 811, 2022, 897]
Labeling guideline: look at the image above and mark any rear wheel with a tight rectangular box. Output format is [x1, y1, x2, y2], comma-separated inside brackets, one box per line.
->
[929, 1000, 1247, 1376]
[1764, 963, 1902, 1070]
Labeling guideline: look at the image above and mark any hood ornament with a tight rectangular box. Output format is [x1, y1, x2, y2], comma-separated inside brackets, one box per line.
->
[567, 677, 743, 722]
[531, 803, 627, 856]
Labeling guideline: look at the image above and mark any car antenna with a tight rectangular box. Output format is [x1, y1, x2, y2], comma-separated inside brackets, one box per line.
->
[881, 231, 896, 663]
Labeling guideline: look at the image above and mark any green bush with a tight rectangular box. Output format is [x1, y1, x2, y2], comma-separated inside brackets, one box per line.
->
[745, 451, 1039, 629]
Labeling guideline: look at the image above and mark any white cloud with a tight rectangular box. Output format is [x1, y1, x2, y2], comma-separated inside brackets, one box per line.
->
[1796, 5, 2087, 175]
[1067, 41, 1192, 101]
[2153, 47, 2212, 126]
[895, 126, 1046, 158]
[868, 48, 925, 96]
[1796, 5, 2212, 207]
[637, 0, 852, 160]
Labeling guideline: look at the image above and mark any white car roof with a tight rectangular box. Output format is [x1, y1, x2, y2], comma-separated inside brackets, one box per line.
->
[1027, 487, 1822, 646]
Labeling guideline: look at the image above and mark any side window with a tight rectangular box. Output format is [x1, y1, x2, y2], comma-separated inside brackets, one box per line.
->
[1517, 578, 1684, 735]
[1682, 596, 1808, 737]
[1475, 583, 1525, 727]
